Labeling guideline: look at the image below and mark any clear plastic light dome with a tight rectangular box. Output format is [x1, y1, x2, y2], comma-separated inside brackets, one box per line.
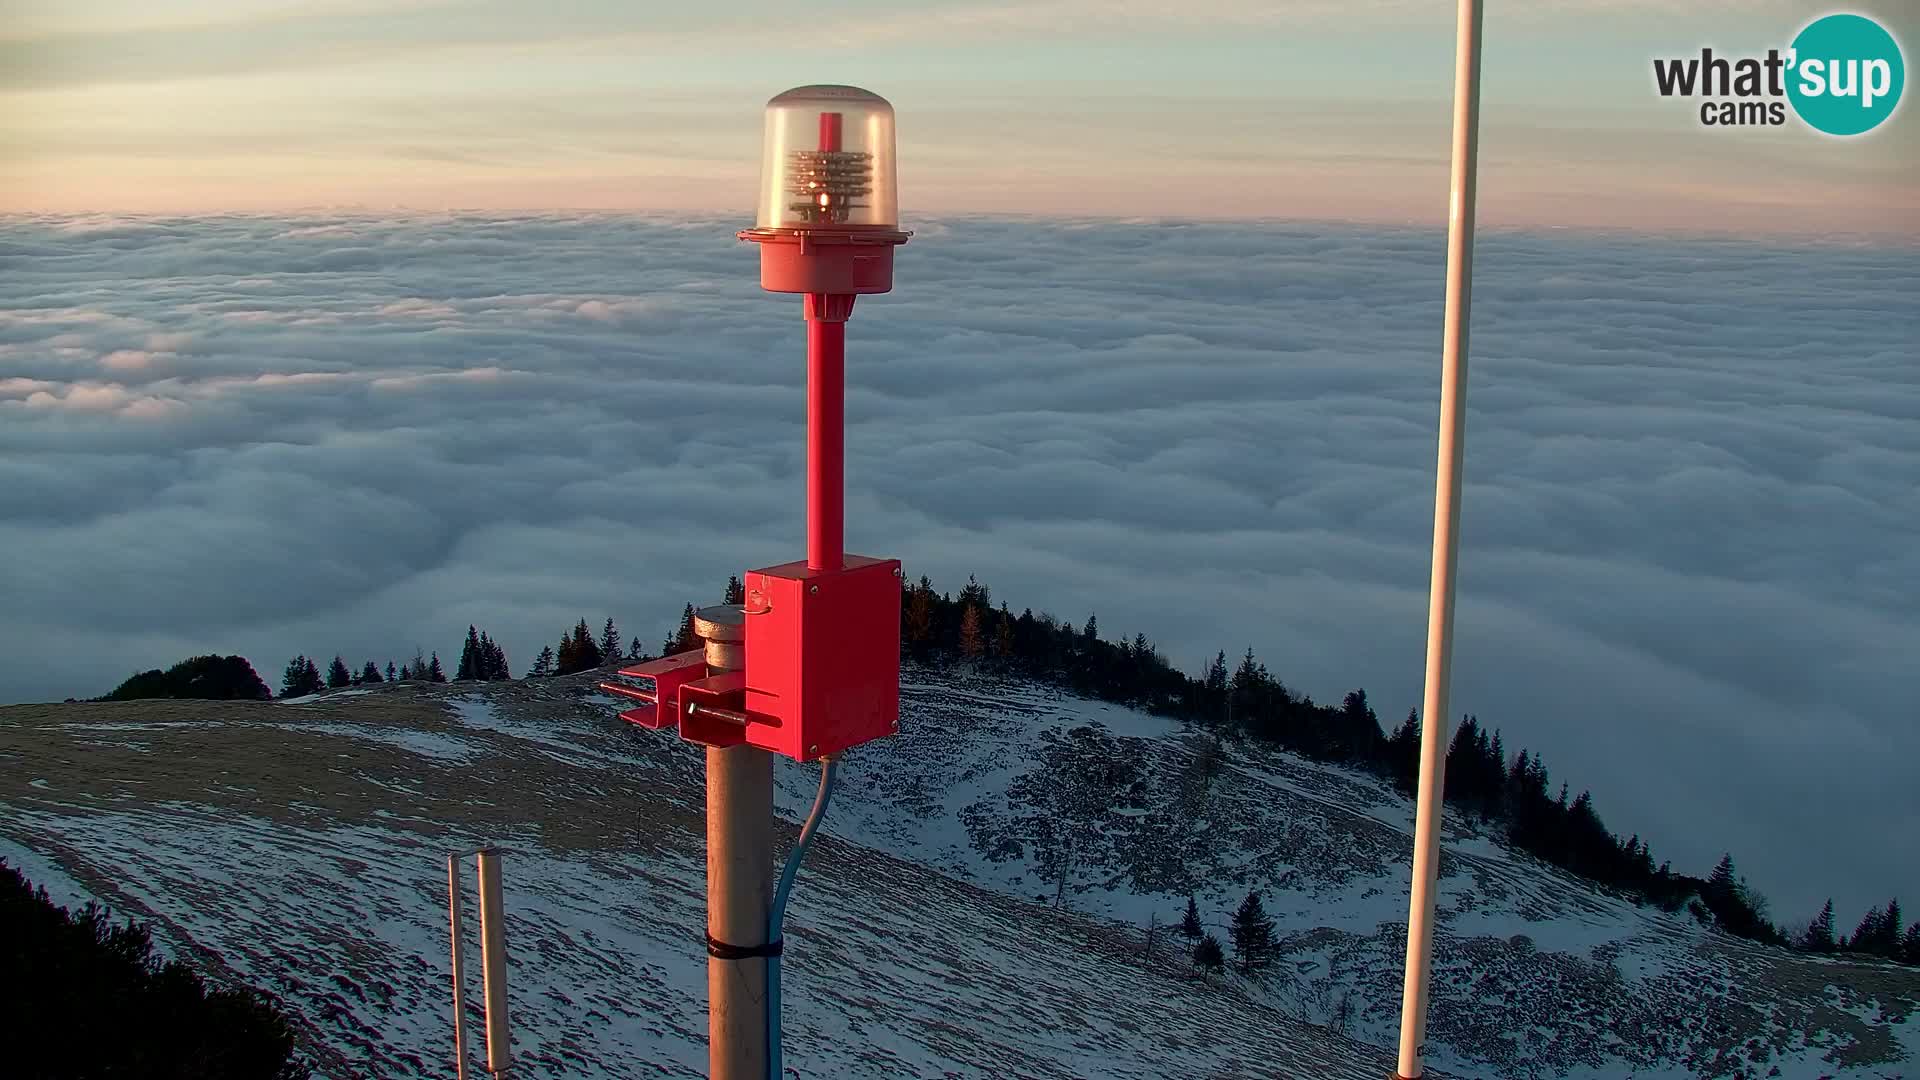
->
[755, 85, 898, 231]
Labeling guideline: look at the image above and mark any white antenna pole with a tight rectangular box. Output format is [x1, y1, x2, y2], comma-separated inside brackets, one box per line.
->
[1395, 0, 1484, 1077]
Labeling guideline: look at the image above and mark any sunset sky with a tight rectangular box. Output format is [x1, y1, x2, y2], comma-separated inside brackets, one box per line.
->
[2, 0, 1915, 233]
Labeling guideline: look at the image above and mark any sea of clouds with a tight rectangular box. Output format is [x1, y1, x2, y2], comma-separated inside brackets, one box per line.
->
[1, 213, 1913, 925]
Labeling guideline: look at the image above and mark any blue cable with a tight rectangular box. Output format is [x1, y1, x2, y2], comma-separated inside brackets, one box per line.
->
[767, 756, 838, 1080]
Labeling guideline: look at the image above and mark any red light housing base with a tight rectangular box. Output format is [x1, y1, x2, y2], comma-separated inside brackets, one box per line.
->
[738, 227, 909, 295]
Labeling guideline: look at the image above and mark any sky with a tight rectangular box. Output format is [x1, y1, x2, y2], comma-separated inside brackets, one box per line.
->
[1, 214, 1914, 932]
[0, 0, 1916, 232]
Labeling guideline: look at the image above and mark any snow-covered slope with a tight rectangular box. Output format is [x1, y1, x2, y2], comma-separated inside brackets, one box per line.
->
[2, 668, 1913, 1079]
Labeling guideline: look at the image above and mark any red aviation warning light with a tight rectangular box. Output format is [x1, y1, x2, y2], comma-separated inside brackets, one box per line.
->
[603, 84, 908, 763]
[740, 85, 908, 296]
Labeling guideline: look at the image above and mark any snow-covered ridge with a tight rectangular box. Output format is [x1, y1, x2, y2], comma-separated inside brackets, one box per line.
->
[1, 669, 1913, 1079]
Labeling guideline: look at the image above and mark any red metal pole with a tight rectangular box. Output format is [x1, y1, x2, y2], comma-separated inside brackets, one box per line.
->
[806, 110, 850, 574]
[805, 303, 846, 572]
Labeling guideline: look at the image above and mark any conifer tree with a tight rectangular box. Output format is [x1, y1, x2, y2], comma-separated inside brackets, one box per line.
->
[462, 626, 483, 676]
[1848, 900, 1904, 958]
[1802, 899, 1837, 952]
[958, 604, 985, 658]
[597, 618, 621, 666]
[426, 652, 446, 683]
[551, 619, 601, 676]
[958, 574, 990, 611]
[360, 661, 383, 684]
[1387, 709, 1420, 795]
[1231, 648, 1260, 692]
[1204, 650, 1228, 695]
[325, 656, 351, 689]
[280, 656, 323, 698]
[725, 576, 746, 605]
[479, 633, 508, 680]
[675, 605, 697, 653]
[385, 661, 397, 682]
[1230, 890, 1275, 973]
[574, 619, 602, 670]
[1181, 896, 1203, 941]
[1081, 612, 1098, 644]
[1847, 905, 1881, 953]
[1446, 715, 1483, 808]
[904, 581, 934, 652]
[456, 626, 481, 680]
[529, 645, 555, 678]
[1706, 854, 1737, 911]
[1194, 933, 1225, 978]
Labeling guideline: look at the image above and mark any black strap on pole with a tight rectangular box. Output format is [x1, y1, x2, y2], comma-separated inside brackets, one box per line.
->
[705, 932, 783, 960]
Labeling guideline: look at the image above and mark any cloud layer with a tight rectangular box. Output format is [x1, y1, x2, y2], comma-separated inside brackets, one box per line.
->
[0, 212, 1914, 925]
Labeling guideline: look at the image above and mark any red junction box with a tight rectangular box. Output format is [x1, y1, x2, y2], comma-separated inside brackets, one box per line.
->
[743, 555, 901, 761]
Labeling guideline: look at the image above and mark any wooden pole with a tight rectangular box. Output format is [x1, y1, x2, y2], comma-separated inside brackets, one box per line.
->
[477, 849, 512, 1078]
[448, 854, 468, 1080]
[699, 606, 771, 1080]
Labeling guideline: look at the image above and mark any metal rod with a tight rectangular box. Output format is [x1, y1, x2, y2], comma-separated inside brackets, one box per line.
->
[804, 107, 850, 573]
[477, 849, 512, 1078]
[1395, 2, 1484, 1077]
[449, 855, 468, 1080]
[806, 312, 845, 573]
[687, 702, 752, 727]
[597, 682, 656, 704]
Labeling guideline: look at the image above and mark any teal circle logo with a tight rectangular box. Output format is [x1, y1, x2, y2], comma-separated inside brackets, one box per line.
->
[1787, 13, 1904, 136]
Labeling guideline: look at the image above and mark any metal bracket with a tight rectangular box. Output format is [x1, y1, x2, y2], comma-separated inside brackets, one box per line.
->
[598, 650, 708, 730]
